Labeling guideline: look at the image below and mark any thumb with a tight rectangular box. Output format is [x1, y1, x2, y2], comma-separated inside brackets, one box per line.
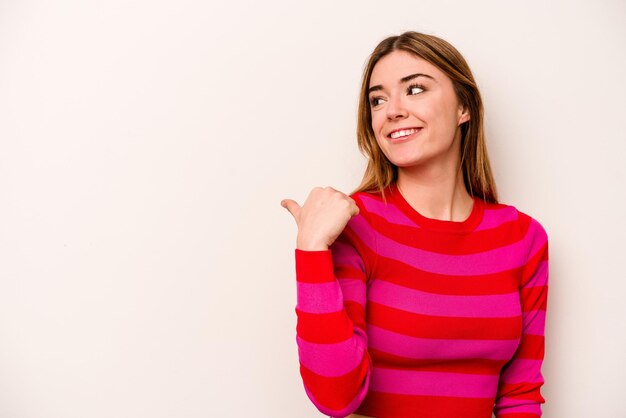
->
[280, 198, 301, 221]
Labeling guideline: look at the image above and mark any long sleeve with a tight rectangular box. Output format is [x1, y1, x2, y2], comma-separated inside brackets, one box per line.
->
[294, 200, 377, 417]
[494, 218, 549, 418]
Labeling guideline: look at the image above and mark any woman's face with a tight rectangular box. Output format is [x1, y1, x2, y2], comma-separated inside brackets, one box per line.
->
[368, 50, 469, 171]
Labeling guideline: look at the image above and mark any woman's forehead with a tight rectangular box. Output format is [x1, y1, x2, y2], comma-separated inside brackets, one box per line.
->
[370, 51, 445, 86]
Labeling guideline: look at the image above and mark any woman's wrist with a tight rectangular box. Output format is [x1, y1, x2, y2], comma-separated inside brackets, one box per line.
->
[296, 235, 329, 251]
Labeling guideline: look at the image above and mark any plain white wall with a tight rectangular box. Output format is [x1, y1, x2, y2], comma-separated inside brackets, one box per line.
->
[1, 0, 624, 417]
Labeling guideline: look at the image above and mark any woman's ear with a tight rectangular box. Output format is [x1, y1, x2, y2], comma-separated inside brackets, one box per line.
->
[458, 106, 470, 125]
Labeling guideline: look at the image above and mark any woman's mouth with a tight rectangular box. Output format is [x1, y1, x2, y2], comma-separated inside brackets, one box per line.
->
[387, 127, 422, 143]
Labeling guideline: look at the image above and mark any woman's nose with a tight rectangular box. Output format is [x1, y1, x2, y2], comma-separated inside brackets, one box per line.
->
[386, 95, 408, 120]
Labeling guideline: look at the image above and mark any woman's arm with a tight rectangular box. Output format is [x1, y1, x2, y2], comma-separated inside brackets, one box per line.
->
[494, 218, 549, 418]
[295, 249, 371, 416]
[292, 194, 376, 417]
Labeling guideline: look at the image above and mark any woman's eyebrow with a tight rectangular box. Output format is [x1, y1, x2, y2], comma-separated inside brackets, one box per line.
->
[368, 73, 436, 94]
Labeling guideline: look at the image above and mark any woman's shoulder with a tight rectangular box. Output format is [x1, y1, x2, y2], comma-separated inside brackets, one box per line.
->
[485, 198, 549, 241]
[347, 188, 395, 227]
[348, 187, 384, 200]
[347, 188, 384, 210]
[348, 185, 395, 207]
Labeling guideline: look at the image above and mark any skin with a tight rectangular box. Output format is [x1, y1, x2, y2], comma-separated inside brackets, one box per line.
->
[281, 50, 473, 250]
[368, 50, 473, 221]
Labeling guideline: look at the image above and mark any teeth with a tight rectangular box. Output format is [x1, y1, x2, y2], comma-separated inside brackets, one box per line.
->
[390, 128, 419, 139]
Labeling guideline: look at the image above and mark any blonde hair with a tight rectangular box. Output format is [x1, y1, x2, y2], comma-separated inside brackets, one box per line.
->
[352, 31, 499, 204]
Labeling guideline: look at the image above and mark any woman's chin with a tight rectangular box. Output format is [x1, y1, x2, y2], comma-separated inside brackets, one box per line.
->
[390, 158, 425, 168]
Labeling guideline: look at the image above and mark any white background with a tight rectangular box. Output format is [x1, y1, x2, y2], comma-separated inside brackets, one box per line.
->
[1, 0, 625, 417]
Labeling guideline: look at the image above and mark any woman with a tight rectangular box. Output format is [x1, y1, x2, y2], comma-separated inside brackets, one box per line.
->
[281, 31, 548, 418]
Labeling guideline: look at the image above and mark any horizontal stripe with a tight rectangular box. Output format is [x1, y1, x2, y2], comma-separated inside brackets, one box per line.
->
[372, 214, 528, 256]
[295, 250, 335, 283]
[496, 387, 545, 404]
[522, 310, 546, 335]
[368, 324, 520, 361]
[357, 391, 495, 418]
[522, 241, 548, 283]
[337, 278, 366, 306]
[340, 215, 377, 253]
[331, 239, 365, 272]
[496, 412, 541, 418]
[476, 206, 520, 231]
[305, 384, 367, 418]
[495, 396, 543, 415]
[300, 359, 370, 413]
[515, 334, 545, 359]
[296, 309, 354, 343]
[372, 256, 520, 294]
[349, 215, 538, 275]
[521, 286, 548, 312]
[370, 366, 500, 398]
[296, 281, 344, 314]
[333, 264, 366, 281]
[296, 332, 367, 377]
[368, 302, 523, 340]
[368, 280, 521, 318]
[360, 194, 419, 227]
[369, 348, 506, 375]
[497, 385, 546, 407]
[500, 358, 544, 384]
[525, 260, 548, 287]
[527, 220, 548, 257]
[344, 301, 366, 330]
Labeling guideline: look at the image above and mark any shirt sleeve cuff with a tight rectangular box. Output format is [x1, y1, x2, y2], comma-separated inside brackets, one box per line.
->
[295, 249, 335, 283]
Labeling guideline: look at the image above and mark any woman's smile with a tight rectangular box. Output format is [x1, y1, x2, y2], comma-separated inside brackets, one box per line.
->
[387, 127, 423, 143]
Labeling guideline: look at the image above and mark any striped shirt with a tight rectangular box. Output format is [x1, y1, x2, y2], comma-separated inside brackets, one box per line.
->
[294, 183, 548, 418]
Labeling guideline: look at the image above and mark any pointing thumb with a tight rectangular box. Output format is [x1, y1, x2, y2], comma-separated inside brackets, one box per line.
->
[280, 199, 301, 221]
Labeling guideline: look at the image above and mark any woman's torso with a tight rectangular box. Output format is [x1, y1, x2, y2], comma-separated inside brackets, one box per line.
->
[337, 189, 533, 417]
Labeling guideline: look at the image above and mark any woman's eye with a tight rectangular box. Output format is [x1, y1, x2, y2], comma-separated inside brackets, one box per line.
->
[408, 84, 425, 95]
[370, 97, 384, 107]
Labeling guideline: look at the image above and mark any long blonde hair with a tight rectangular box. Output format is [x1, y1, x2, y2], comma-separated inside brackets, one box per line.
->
[352, 31, 499, 204]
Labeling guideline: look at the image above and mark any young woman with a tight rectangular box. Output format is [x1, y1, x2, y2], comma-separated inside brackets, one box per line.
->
[281, 31, 548, 418]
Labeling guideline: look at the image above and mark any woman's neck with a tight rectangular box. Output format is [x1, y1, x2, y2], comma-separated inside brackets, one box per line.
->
[396, 163, 473, 222]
